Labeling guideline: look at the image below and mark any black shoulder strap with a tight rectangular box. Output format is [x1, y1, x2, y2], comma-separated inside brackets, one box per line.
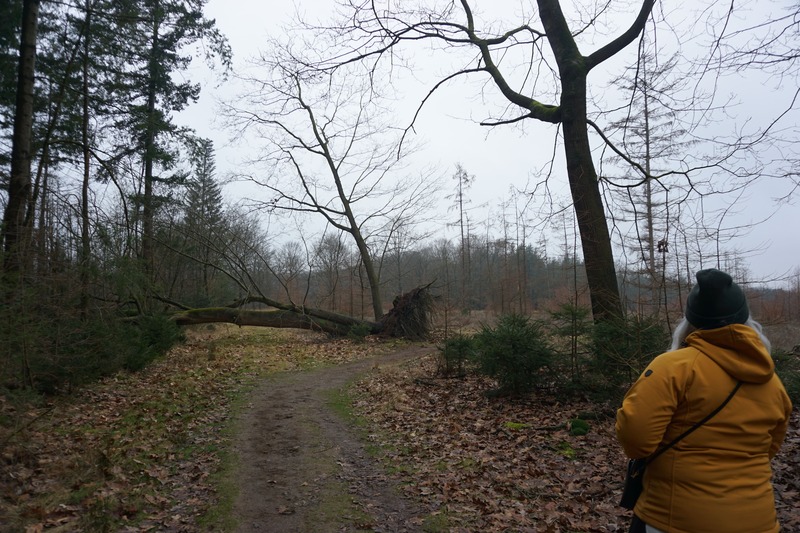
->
[648, 381, 742, 463]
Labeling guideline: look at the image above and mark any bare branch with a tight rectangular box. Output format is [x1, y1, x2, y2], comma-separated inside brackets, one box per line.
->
[586, 0, 656, 70]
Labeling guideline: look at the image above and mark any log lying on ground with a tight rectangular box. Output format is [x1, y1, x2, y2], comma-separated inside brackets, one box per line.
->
[170, 285, 434, 339]
[172, 307, 380, 336]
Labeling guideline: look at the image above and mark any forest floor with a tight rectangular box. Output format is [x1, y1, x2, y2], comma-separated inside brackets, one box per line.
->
[230, 343, 435, 532]
[1, 326, 798, 532]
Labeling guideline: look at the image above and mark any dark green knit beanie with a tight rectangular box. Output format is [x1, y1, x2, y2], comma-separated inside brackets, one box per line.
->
[686, 269, 749, 329]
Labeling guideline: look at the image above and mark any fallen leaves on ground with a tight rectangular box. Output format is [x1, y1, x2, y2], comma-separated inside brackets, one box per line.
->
[2, 331, 797, 532]
[0, 326, 397, 532]
[351, 353, 800, 532]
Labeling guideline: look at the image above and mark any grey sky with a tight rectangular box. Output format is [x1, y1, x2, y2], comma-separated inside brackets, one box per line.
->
[178, 0, 799, 285]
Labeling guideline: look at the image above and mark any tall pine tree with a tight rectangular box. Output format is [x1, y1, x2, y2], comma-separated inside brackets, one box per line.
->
[183, 137, 225, 304]
[105, 0, 229, 283]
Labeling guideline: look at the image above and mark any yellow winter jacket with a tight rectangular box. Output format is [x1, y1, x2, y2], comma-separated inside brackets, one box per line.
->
[616, 324, 792, 533]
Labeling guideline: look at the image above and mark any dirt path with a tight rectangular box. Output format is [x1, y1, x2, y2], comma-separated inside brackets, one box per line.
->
[233, 345, 434, 533]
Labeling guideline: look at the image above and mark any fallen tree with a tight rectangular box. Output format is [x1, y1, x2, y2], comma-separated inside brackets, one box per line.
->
[171, 285, 435, 339]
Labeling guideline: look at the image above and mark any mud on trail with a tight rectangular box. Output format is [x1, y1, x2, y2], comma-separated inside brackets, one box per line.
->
[233, 346, 435, 533]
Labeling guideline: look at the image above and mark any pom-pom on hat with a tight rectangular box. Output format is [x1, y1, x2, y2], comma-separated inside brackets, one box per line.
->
[686, 269, 749, 329]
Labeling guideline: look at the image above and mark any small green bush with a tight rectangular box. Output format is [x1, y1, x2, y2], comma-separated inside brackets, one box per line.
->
[473, 314, 555, 396]
[589, 314, 668, 399]
[123, 315, 184, 371]
[773, 350, 800, 405]
[549, 303, 592, 384]
[346, 322, 372, 343]
[436, 334, 477, 377]
[1, 312, 183, 393]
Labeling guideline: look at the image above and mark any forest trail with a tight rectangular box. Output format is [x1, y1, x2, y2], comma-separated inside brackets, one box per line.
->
[232, 345, 435, 533]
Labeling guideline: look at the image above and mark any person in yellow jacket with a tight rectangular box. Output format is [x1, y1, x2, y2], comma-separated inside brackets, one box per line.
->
[616, 269, 793, 533]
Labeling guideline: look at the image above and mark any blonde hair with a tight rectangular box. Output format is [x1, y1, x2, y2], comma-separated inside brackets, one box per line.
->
[670, 316, 771, 354]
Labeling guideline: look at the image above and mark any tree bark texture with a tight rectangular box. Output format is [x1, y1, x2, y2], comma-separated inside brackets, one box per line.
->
[535, 0, 655, 321]
[2, 0, 39, 276]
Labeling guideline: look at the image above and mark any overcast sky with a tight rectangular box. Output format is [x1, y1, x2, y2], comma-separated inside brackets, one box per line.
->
[178, 0, 799, 286]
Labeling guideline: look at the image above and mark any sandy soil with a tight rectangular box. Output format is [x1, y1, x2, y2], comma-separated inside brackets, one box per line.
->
[232, 346, 435, 533]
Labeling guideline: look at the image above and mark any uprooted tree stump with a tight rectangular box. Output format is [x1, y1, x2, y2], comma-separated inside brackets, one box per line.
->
[378, 284, 435, 340]
[171, 285, 435, 340]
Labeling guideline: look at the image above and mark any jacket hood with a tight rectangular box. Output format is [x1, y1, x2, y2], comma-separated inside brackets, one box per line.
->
[685, 324, 774, 384]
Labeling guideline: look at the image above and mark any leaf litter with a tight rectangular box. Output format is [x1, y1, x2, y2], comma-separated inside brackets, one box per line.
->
[0, 326, 396, 532]
[1, 327, 797, 532]
[350, 353, 800, 532]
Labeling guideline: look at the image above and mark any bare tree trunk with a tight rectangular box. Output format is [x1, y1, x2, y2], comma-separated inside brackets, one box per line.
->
[35, 158, 49, 277]
[172, 285, 433, 339]
[1, 0, 39, 390]
[2, 0, 39, 278]
[142, 2, 160, 280]
[172, 308, 376, 336]
[538, 0, 627, 321]
[80, 2, 92, 316]
[562, 119, 620, 321]
[350, 226, 383, 320]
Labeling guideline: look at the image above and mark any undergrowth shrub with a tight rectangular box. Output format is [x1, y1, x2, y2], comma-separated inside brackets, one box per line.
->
[347, 322, 372, 343]
[568, 418, 590, 436]
[436, 333, 477, 377]
[589, 314, 668, 400]
[549, 303, 592, 385]
[1, 307, 183, 393]
[773, 349, 800, 404]
[473, 314, 555, 396]
[124, 315, 185, 371]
